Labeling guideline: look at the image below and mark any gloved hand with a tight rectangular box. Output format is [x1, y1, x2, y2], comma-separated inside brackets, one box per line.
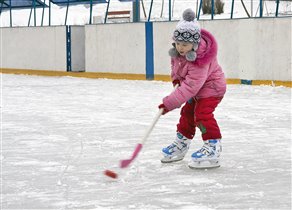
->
[158, 104, 169, 115]
[172, 79, 180, 87]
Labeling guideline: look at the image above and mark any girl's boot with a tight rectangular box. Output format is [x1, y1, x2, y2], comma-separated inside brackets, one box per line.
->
[188, 139, 221, 169]
[161, 132, 191, 163]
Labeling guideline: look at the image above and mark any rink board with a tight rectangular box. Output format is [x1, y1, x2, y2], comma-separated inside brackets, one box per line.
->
[1, 68, 291, 87]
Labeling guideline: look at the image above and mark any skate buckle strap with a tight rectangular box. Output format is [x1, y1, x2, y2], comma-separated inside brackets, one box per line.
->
[198, 142, 216, 156]
[200, 146, 212, 155]
[165, 140, 188, 153]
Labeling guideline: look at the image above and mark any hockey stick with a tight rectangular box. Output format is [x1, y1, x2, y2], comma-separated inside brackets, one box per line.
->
[120, 84, 178, 168]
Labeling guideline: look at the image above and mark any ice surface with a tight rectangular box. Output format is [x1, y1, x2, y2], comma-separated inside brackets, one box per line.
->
[1, 74, 291, 209]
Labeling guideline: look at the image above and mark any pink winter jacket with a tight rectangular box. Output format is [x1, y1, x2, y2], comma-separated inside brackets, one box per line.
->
[163, 29, 226, 111]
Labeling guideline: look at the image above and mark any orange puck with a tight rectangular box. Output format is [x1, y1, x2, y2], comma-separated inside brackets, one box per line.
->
[104, 169, 118, 179]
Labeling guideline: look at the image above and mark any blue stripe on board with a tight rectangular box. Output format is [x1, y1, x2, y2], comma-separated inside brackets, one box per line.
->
[241, 79, 252, 85]
[66, 25, 72, 72]
[145, 22, 154, 80]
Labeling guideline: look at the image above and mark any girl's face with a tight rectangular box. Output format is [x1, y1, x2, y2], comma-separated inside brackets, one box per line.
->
[175, 41, 193, 56]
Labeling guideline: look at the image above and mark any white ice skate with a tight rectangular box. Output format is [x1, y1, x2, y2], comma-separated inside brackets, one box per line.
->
[188, 139, 221, 169]
[161, 132, 191, 163]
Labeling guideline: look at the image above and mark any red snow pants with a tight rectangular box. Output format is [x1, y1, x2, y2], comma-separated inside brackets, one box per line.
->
[177, 97, 223, 141]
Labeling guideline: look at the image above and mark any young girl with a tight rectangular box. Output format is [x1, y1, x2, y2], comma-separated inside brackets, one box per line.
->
[158, 9, 226, 169]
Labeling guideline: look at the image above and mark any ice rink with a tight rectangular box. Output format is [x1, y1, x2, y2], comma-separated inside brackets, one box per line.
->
[1, 73, 291, 209]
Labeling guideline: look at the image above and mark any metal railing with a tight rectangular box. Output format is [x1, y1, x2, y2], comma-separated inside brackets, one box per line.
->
[0, 0, 291, 27]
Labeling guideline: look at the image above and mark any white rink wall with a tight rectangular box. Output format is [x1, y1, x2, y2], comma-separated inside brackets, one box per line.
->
[214, 18, 291, 81]
[0, 26, 67, 71]
[85, 23, 146, 74]
[0, 17, 291, 81]
[71, 26, 85, 72]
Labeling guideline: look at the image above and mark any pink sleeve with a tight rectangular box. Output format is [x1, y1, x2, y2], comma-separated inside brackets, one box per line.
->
[163, 64, 209, 111]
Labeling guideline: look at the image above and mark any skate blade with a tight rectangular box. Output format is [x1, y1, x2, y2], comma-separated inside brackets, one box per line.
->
[188, 160, 220, 169]
[161, 155, 184, 163]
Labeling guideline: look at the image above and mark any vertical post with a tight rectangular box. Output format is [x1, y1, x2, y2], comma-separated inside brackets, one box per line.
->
[28, 7, 33, 26]
[9, 0, 12, 27]
[65, 0, 69, 25]
[147, 0, 154, 22]
[145, 22, 154, 80]
[41, 0, 45, 26]
[66, 26, 72, 72]
[168, 0, 171, 21]
[231, 0, 235, 19]
[275, 0, 279, 17]
[251, 0, 253, 17]
[197, 0, 202, 20]
[33, 0, 36, 26]
[195, 0, 199, 18]
[133, 0, 140, 22]
[0, 3, 3, 17]
[104, 0, 110, 23]
[0, 2, 3, 17]
[211, 0, 214, 19]
[259, 0, 263, 17]
[49, 0, 51, 26]
[89, 0, 93, 24]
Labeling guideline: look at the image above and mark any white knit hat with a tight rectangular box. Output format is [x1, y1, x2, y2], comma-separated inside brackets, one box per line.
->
[173, 9, 201, 44]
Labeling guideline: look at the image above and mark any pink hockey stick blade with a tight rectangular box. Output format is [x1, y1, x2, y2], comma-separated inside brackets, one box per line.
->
[120, 143, 143, 168]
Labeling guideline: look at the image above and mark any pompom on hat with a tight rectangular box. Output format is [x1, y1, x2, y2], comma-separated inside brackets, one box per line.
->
[173, 8, 201, 44]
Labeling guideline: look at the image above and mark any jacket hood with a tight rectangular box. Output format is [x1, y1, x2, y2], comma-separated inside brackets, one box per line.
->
[195, 29, 218, 66]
